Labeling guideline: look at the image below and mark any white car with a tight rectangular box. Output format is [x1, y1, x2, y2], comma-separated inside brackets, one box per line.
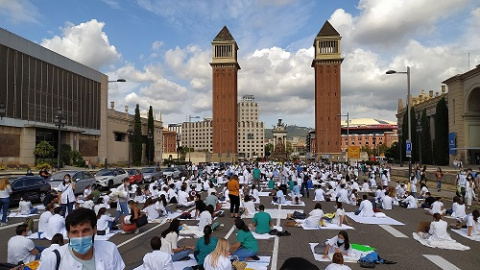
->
[95, 168, 128, 188]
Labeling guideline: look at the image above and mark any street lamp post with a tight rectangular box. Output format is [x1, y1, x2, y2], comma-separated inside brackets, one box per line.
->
[188, 115, 200, 166]
[417, 117, 422, 165]
[54, 106, 66, 169]
[148, 130, 153, 166]
[386, 66, 412, 176]
[127, 124, 133, 167]
[339, 112, 350, 163]
[108, 79, 127, 83]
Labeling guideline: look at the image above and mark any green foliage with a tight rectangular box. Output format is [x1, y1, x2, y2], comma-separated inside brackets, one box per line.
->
[70, 150, 85, 167]
[132, 104, 143, 166]
[147, 106, 155, 165]
[34, 141, 56, 159]
[433, 97, 449, 165]
[264, 143, 273, 157]
[420, 109, 433, 164]
[35, 162, 51, 170]
[61, 144, 72, 165]
[385, 142, 399, 162]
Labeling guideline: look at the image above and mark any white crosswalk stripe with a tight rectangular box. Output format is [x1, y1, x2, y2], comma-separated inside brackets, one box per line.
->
[423, 254, 461, 270]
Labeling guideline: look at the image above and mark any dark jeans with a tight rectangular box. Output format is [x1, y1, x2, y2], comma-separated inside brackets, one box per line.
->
[61, 202, 74, 217]
[0, 197, 10, 223]
[302, 183, 309, 198]
[229, 194, 240, 214]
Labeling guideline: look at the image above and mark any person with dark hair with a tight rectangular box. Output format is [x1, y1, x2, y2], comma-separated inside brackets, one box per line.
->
[331, 202, 351, 226]
[194, 225, 218, 268]
[45, 206, 67, 240]
[141, 236, 173, 270]
[322, 231, 352, 259]
[96, 207, 114, 235]
[38, 203, 54, 236]
[57, 173, 75, 217]
[113, 178, 130, 224]
[251, 204, 273, 234]
[279, 257, 319, 270]
[194, 193, 207, 218]
[467, 209, 480, 236]
[230, 218, 259, 261]
[160, 219, 194, 261]
[39, 233, 64, 262]
[198, 204, 222, 231]
[358, 194, 374, 217]
[302, 203, 325, 229]
[7, 224, 39, 264]
[227, 175, 241, 218]
[325, 253, 351, 270]
[38, 208, 125, 269]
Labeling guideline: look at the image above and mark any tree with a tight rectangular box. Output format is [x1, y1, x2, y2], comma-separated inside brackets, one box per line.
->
[132, 104, 143, 166]
[420, 109, 433, 164]
[385, 142, 400, 162]
[61, 144, 72, 165]
[434, 97, 449, 165]
[34, 141, 55, 163]
[147, 106, 155, 165]
[265, 143, 273, 157]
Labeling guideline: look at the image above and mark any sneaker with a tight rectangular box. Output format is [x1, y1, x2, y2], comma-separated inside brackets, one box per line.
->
[251, 255, 260, 261]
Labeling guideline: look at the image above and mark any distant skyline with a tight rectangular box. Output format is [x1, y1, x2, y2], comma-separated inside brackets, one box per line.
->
[1, 0, 478, 127]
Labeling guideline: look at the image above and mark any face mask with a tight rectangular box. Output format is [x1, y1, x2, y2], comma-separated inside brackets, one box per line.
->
[64, 179, 69, 182]
[337, 239, 345, 244]
[69, 235, 93, 255]
[178, 225, 183, 231]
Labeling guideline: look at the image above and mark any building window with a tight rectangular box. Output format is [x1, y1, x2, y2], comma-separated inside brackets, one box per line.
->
[114, 132, 125, 142]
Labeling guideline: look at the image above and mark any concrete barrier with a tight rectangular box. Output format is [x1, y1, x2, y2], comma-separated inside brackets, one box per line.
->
[390, 169, 457, 185]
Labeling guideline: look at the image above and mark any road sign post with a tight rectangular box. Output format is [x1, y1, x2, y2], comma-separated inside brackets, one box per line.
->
[406, 140, 412, 158]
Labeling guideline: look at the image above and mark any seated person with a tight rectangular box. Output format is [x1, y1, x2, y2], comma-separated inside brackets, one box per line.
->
[273, 187, 286, 204]
[194, 194, 207, 218]
[160, 220, 194, 261]
[38, 204, 54, 236]
[322, 231, 352, 259]
[194, 225, 218, 267]
[418, 184, 429, 199]
[381, 191, 393, 210]
[230, 219, 259, 261]
[97, 207, 115, 235]
[178, 185, 195, 208]
[420, 192, 436, 209]
[400, 191, 418, 209]
[142, 236, 173, 270]
[8, 224, 40, 264]
[418, 213, 453, 242]
[205, 191, 221, 212]
[331, 202, 351, 226]
[313, 185, 325, 202]
[336, 184, 349, 204]
[358, 195, 375, 217]
[279, 257, 320, 270]
[249, 185, 260, 202]
[302, 203, 325, 229]
[45, 207, 67, 240]
[250, 205, 273, 234]
[39, 233, 64, 262]
[427, 197, 446, 215]
[17, 196, 38, 215]
[268, 178, 275, 189]
[467, 210, 480, 237]
[325, 253, 352, 270]
[203, 238, 231, 270]
[198, 205, 222, 231]
[80, 194, 95, 210]
[243, 195, 256, 216]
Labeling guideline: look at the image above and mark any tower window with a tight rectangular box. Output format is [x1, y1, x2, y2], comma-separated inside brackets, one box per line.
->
[319, 41, 338, 54]
[215, 45, 233, 58]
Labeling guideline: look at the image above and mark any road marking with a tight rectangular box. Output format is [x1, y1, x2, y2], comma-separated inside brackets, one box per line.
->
[423, 255, 461, 270]
[379, 225, 408, 238]
[271, 204, 282, 270]
[225, 225, 235, 240]
[0, 219, 39, 231]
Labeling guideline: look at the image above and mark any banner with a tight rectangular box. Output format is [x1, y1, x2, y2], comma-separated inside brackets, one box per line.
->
[348, 146, 361, 159]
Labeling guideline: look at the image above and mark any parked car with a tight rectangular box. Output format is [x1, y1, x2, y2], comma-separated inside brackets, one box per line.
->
[9, 175, 51, 204]
[162, 167, 182, 179]
[141, 167, 162, 183]
[49, 170, 96, 195]
[126, 168, 143, 184]
[95, 168, 129, 188]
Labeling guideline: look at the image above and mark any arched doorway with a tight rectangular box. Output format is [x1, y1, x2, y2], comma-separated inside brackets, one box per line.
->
[465, 86, 480, 165]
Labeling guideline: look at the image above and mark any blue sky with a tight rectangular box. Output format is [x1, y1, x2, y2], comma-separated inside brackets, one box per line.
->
[1, 0, 479, 128]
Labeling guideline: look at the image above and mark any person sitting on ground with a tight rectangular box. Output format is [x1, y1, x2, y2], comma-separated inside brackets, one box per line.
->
[243, 195, 256, 216]
[467, 209, 480, 237]
[39, 233, 64, 262]
[141, 236, 173, 270]
[250, 184, 260, 202]
[230, 218, 259, 261]
[357, 194, 375, 217]
[400, 191, 418, 209]
[45, 207, 67, 240]
[274, 186, 286, 204]
[38, 203, 54, 237]
[205, 191, 221, 212]
[8, 224, 40, 264]
[336, 184, 349, 204]
[94, 197, 110, 216]
[18, 196, 38, 215]
[322, 230, 352, 259]
[421, 192, 436, 209]
[198, 205, 222, 231]
[267, 178, 275, 189]
[167, 184, 178, 204]
[160, 219, 194, 261]
[418, 213, 453, 242]
[194, 194, 207, 219]
[42, 190, 58, 207]
[81, 194, 95, 210]
[313, 185, 325, 202]
[325, 253, 352, 270]
[302, 203, 325, 229]
[38, 208, 125, 270]
[427, 197, 446, 215]
[143, 198, 163, 220]
[293, 195, 303, 205]
[279, 257, 320, 270]
[97, 207, 115, 235]
[382, 191, 393, 210]
[331, 202, 352, 227]
[194, 225, 218, 269]
[418, 183, 429, 199]
[123, 200, 143, 234]
[203, 238, 231, 270]
[178, 185, 195, 208]
[250, 204, 273, 234]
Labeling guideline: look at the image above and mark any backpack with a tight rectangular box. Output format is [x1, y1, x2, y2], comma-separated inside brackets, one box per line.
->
[291, 211, 306, 219]
[358, 252, 383, 264]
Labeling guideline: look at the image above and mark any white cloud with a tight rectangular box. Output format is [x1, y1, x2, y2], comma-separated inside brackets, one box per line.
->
[0, 0, 40, 24]
[101, 0, 121, 9]
[152, 40, 164, 51]
[40, 19, 121, 69]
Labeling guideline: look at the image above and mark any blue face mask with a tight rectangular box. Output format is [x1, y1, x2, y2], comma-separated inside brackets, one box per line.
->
[69, 235, 93, 255]
[337, 239, 345, 244]
[178, 226, 183, 231]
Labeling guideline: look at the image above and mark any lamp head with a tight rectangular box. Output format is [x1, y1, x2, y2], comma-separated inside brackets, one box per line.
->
[386, 70, 397, 74]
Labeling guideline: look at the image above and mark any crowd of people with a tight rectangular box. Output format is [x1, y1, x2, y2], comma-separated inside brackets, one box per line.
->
[1, 160, 480, 270]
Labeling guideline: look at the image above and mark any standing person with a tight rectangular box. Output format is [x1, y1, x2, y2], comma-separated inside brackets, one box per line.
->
[203, 238, 231, 270]
[252, 165, 261, 189]
[114, 178, 130, 224]
[141, 236, 174, 270]
[38, 208, 125, 269]
[57, 173, 75, 217]
[455, 170, 467, 201]
[194, 225, 218, 268]
[160, 220, 194, 261]
[7, 224, 40, 264]
[435, 168, 444, 192]
[302, 172, 310, 198]
[409, 173, 418, 198]
[0, 177, 12, 226]
[230, 219, 259, 261]
[227, 175, 240, 218]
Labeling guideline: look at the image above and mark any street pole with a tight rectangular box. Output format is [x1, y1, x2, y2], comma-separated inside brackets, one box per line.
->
[339, 112, 350, 163]
[188, 115, 200, 171]
[55, 106, 66, 170]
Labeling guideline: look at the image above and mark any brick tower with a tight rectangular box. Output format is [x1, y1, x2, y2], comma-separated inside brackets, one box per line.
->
[210, 26, 240, 162]
[312, 21, 344, 160]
